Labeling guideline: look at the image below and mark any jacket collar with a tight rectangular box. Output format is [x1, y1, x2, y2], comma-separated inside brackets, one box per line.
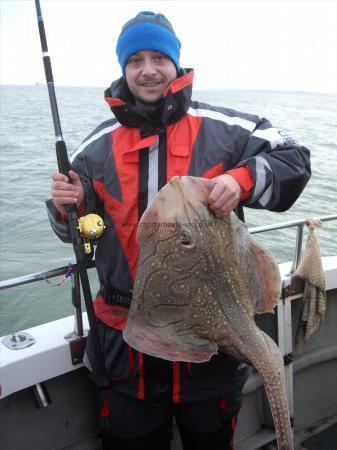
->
[104, 69, 194, 129]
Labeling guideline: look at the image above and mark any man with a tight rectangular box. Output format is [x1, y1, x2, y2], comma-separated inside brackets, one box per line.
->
[48, 11, 311, 450]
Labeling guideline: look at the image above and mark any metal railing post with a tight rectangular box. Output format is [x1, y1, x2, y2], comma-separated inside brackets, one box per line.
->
[291, 224, 304, 274]
[71, 268, 84, 337]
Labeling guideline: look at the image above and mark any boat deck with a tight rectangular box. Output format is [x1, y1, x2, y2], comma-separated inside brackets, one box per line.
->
[303, 423, 337, 450]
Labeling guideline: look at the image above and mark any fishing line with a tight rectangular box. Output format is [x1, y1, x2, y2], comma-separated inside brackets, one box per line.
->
[44, 263, 73, 287]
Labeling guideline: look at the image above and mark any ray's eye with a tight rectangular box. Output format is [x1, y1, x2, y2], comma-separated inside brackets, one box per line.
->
[180, 231, 194, 248]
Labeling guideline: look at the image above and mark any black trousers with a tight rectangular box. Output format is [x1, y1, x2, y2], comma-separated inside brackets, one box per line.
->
[100, 388, 241, 450]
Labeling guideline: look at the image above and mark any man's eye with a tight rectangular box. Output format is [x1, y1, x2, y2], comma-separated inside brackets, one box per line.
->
[154, 54, 166, 62]
[127, 57, 142, 65]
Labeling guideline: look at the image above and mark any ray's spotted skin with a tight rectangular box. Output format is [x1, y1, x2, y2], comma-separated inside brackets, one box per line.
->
[124, 176, 293, 450]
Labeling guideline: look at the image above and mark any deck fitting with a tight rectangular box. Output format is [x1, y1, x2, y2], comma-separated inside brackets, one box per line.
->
[2, 332, 36, 350]
[64, 331, 88, 365]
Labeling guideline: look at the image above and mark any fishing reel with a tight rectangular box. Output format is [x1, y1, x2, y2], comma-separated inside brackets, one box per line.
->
[77, 214, 105, 254]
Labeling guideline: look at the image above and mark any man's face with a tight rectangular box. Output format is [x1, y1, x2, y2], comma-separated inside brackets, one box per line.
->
[125, 50, 177, 103]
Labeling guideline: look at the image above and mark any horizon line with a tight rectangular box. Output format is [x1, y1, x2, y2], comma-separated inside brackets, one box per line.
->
[1, 82, 336, 97]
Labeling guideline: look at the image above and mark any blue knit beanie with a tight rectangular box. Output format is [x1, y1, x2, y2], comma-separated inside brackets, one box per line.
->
[116, 11, 181, 76]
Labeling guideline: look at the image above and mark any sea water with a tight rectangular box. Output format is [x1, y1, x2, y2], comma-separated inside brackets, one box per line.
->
[0, 85, 336, 335]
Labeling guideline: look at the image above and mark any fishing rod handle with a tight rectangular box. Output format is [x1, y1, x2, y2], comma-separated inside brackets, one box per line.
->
[56, 140, 72, 177]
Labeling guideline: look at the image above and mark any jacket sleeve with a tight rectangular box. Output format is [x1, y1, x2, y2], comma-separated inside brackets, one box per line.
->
[45, 143, 104, 244]
[236, 118, 311, 212]
[46, 199, 71, 243]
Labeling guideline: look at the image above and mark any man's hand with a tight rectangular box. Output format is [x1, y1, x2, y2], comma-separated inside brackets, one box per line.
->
[208, 174, 242, 218]
[51, 170, 84, 215]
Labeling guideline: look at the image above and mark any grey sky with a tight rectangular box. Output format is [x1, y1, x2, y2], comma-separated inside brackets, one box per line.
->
[1, 0, 337, 93]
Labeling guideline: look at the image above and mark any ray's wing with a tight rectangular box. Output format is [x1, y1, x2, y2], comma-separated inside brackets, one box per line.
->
[231, 214, 281, 314]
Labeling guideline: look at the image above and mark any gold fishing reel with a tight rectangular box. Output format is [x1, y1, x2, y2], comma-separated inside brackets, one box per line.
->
[77, 214, 105, 254]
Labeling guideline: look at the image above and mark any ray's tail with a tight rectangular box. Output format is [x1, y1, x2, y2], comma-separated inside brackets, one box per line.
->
[229, 327, 294, 450]
[262, 370, 294, 450]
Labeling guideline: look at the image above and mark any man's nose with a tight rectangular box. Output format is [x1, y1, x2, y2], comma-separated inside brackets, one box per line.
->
[141, 58, 157, 75]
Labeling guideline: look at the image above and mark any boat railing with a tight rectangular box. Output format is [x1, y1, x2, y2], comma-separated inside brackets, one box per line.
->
[249, 213, 337, 273]
[1, 213, 336, 293]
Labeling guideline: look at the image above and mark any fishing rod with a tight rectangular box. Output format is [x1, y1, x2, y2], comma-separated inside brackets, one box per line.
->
[34, 0, 106, 381]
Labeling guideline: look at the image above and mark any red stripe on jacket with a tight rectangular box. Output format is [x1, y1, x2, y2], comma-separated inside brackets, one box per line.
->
[225, 165, 254, 200]
[202, 162, 224, 179]
[172, 361, 181, 403]
[138, 353, 145, 400]
[164, 70, 194, 96]
[105, 97, 125, 107]
[93, 129, 157, 281]
[166, 114, 202, 181]
[93, 296, 128, 330]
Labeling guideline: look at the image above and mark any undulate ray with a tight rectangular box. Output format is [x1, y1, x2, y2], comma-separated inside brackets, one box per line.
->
[124, 175, 293, 450]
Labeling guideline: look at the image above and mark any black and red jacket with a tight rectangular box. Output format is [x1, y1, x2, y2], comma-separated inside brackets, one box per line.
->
[47, 69, 310, 403]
